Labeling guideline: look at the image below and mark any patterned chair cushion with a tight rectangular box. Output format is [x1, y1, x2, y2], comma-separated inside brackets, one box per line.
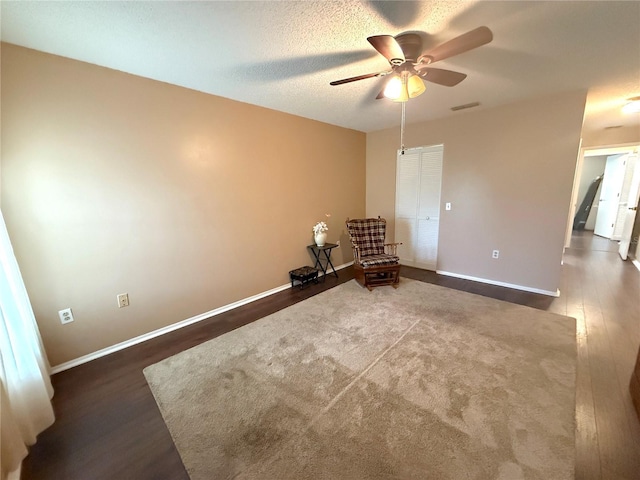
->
[359, 254, 400, 268]
[346, 218, 387, 257]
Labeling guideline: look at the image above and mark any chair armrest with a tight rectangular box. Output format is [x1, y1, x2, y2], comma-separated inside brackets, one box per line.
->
[352, 245, 361, 263]
[384, 243, 402, 255]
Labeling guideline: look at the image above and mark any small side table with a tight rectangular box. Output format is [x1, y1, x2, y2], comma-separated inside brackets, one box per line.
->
[307, 243, 339, 281]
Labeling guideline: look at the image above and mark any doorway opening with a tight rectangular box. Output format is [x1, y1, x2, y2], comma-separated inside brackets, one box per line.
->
[569, 144, 640, 265]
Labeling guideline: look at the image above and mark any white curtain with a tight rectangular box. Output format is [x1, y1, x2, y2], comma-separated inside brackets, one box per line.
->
[0, 211, 54, 480]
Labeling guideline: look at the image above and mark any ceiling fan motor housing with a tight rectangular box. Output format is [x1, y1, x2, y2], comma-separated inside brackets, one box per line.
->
[395, 33, 423, 63]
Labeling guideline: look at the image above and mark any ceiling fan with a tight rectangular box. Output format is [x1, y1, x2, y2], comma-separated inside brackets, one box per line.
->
[330, 26, 493, 102]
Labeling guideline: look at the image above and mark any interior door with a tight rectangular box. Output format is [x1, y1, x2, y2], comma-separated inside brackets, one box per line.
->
[395, 151, 420, 265]
[618, 155, 640, 260]
[414, 147, 443, 270]
[613, 154, 637, 241]
[594, 154, 627, 238]
[394, 145, 443, 270]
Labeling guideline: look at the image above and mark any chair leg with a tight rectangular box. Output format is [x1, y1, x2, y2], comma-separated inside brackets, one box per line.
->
[354, 267, 366, 289]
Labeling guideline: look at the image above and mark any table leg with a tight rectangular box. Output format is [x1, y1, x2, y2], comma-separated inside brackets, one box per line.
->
[308, 246, 339, 282]
[310, 250, 324, 276]
[322, 250, 338, 278]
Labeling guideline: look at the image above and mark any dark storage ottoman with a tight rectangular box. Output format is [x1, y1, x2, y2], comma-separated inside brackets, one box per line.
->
[289, 266, 319, 289]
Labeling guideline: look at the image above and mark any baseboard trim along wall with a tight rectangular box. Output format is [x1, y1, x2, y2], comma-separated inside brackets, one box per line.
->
[436, 270, 561, 297]
[51, 261, 354, 374]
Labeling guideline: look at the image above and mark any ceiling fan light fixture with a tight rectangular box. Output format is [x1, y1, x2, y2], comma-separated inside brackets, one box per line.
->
[383, 75, 404, 100]
[622, 96, 640, 114]
[384, 73, 425, 102]
[407, 75, 426, 98]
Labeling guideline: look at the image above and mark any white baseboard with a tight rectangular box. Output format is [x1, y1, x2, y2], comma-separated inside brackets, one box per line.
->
[436, 270, 560, 297]
[51, 261, 353, 374]
[633, 258, 640, 272]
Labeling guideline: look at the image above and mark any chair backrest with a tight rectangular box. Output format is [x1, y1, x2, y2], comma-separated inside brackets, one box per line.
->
[345, 218, 387, 257]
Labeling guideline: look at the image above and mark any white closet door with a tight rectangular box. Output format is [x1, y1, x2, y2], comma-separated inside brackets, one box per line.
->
[395, 152, 420, 264]
[417, 147, 443, 219]
[395, 145, 443, 270]
[415, 146, 443, 270]
[395, 218, 416, 264]
[415, 219, 439, 269]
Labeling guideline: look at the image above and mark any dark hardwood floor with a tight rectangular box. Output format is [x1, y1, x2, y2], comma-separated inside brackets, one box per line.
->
[21, 231, 640, 480]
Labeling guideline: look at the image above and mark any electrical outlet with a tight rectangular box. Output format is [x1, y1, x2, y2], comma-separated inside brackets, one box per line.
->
[445, 202, 452, 211]
[59, 308, 74, 324]
[492, 250, 500, 259]
[117, 293, 130, 308]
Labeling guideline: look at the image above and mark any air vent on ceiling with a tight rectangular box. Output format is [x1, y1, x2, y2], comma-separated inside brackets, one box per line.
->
[451, 102, 480, 112]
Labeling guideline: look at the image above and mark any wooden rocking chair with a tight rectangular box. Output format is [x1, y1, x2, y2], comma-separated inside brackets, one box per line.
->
[345, 217, 402, 291]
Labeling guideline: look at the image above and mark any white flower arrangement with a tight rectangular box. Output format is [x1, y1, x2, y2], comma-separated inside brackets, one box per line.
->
[313, 214, 331, 235]
[312, 221, 328, 235]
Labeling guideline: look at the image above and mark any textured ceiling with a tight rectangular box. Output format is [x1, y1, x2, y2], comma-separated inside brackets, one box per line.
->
[1, 1, 639, 134]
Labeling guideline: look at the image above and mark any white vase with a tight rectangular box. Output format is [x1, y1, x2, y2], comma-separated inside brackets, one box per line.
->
[314, 232, 327, 247]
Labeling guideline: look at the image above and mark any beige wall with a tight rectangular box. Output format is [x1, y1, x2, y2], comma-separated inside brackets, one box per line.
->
[367, 91, 587, 294]
[582, 125, 640, 149]
[1, 44, 365, 366]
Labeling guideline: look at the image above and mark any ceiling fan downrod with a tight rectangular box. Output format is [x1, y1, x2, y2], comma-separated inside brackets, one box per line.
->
[400, 100, 406, 155]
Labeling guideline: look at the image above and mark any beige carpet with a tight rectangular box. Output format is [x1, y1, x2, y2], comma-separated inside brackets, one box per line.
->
[144, 278, 576, 480]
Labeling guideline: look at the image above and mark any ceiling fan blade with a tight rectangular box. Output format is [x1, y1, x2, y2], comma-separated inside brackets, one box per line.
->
[420, 26, 493, 64]
[415, 67, 467, 87]
[367, 35, 405, 64]
[330, 71, 389, 86]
